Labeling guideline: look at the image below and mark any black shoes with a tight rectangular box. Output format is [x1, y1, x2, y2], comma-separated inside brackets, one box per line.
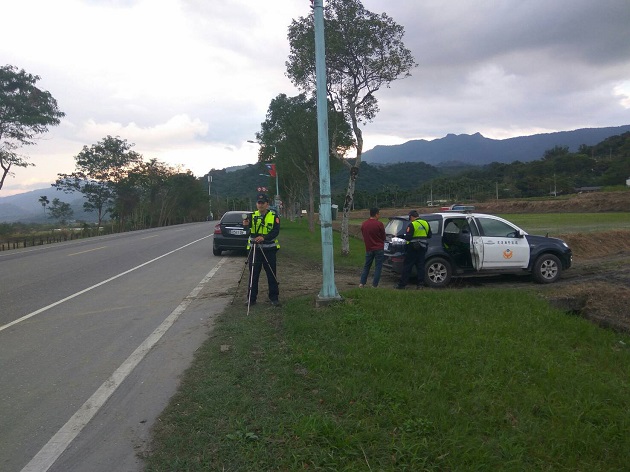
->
[245, 300, 280, 307]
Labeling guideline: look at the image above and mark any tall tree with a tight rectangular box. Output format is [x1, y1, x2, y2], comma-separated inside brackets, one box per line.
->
[38, 195, 49, 216]
[256, 93, 353, 232]
[286, 0, 416, 253]
[54, 136, 143, 228]
[0, 65, 65, 190]
[48, 198, 73, 225]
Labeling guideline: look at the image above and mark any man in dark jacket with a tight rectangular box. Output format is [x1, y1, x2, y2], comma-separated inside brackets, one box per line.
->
[359, 207, 386, 287]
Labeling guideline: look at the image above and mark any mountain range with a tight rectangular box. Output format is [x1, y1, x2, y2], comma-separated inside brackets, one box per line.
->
[0, 188, 96, 224]
[362, 125, 630, 166]
[2, 124, 629, 223]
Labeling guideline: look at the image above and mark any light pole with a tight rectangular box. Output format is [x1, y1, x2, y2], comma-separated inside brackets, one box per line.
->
[207, 174, 213, 220]
[313, 0, 341, 304]
[248, 140, 281, 210]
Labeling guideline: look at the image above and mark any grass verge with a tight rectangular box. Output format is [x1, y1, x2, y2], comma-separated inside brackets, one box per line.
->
[144, 223, 630, 471]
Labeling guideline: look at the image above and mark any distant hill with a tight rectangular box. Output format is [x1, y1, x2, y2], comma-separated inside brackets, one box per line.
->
[0, 188, 97, 223]
[3, 125, 629, 222]
[362, 125, 630, 166]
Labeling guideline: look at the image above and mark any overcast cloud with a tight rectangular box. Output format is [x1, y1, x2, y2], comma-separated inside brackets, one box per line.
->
[1, 0, 629, 195]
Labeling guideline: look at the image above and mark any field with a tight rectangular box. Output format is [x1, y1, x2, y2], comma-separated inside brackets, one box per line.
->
[144, 197, 630, 471]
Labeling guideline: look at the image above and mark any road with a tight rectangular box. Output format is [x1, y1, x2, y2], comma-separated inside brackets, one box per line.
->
[0, 222, 245, 472]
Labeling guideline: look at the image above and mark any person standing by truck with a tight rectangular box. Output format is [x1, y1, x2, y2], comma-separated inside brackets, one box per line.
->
[359, 208, 386, 288]
[394, 210, 432, 289]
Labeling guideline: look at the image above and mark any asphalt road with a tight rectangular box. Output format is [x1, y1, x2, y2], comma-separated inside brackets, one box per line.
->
[0, 222, 245, 472]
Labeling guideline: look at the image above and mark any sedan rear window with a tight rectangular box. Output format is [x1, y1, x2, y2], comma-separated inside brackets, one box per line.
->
[221, 212, 249, 224]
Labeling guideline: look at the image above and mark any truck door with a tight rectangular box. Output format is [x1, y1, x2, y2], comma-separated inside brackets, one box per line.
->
[473, 216, 530, 269]
[467, 217, 484, 270]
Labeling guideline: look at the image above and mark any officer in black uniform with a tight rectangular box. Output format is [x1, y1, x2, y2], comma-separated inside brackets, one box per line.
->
[394, 210, 432, 289]
[243, 193, 281, 306]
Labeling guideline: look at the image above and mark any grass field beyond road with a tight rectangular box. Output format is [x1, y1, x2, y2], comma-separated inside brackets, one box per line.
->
[145, 221, 630, 471]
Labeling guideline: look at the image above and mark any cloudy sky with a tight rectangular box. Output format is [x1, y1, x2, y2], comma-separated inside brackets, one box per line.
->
[2, 0, 629, 196]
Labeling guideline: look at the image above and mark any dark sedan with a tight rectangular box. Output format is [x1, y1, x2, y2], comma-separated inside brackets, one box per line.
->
[212, 210, 252, 256]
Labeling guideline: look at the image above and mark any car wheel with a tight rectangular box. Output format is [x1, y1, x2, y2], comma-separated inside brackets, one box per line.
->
[532, 253, 561, 284]
[425, 257, 452, 288]
[213, 246, 222, 256]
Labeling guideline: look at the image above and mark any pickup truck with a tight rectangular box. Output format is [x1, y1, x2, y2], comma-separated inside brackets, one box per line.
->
[383, 211, 572, 288]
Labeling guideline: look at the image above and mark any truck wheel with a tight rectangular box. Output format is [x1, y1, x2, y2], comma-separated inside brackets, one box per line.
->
[533, 254, 561, 284]
[425, 257, 452, 288]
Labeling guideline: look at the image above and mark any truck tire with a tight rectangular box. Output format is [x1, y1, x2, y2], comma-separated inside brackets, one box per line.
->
[425, 257, 452, 288]
[532, 253, 561, 284]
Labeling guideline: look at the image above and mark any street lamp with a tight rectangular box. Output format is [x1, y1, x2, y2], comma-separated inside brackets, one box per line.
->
[207, 174, 213, 220]
[248, 140, 281, 210]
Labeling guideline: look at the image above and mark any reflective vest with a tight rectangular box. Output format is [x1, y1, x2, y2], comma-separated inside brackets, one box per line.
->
[408, 218, 430, 242]
[247, 210, 280, 250]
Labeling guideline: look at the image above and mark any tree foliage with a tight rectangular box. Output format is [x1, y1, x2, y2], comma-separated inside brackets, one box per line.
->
[48, 198, 73, 225]
[255, 93, 353, 231]
[0, 65, 65, 190]
[54, 135, 143, 227]
[206, 132, 630, 211]
[286, 0, 416, 253]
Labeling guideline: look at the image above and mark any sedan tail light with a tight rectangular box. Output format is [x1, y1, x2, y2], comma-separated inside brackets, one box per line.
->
[214, 224, 221, 234]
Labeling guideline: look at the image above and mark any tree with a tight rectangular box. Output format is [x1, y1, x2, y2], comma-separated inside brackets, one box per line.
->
[38, 195, 49, 216]
[0, 65, 65, 190]
[48, 198, 73, 225]
[54, 136, 143, 228]
[256, 93, 353, 232]
[287, 0, 416, 254]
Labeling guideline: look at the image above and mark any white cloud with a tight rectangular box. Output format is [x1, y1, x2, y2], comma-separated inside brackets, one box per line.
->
[1, 0, 630, 197]
[614, 81, 630, 109]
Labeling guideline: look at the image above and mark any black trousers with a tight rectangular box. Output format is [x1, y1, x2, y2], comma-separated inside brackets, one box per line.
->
[248, 247, 279, 302]
[399, 245, 426, 287]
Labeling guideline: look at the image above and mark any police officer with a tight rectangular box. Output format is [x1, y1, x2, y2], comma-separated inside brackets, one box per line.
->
[243, 193, 281, 306]
[394, 210, 432, 289]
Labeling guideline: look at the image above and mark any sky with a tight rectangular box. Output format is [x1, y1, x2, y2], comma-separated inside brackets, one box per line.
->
[1, 0, 629, 196]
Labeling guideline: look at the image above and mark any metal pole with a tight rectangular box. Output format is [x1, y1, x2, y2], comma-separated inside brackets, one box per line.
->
[273, 145, 281, 211]
[207, 174, 212, 219]
[313, 0, 341, 304]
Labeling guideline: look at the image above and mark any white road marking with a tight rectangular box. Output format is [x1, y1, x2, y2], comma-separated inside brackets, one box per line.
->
[0, 235, 212, 333]
[20, 257, 227, 472]
[67, 246, 107, 256]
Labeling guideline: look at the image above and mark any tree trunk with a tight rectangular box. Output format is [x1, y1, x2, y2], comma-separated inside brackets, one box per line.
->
[340, 112, 363, 256]
[307, 176, 316, 233]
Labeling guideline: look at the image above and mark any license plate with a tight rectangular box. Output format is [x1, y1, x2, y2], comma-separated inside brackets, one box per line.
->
[384, 242, 389, 251]
[230, 229, 246, 235]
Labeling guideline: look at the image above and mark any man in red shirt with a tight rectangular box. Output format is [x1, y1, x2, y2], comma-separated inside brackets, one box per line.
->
[359, 208, 386, 287]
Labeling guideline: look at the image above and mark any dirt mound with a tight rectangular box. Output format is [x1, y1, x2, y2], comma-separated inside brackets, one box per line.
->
[561, 231, 630, 259]
[346, 191, 630, 219]
[474, 191, 630, 214]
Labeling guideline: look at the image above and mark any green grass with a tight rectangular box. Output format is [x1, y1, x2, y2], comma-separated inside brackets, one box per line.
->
[498, 212, 630, 234]
[144, 222, 630, 471]
[353, 212, 630, 235]
[280, 217, 366, 269]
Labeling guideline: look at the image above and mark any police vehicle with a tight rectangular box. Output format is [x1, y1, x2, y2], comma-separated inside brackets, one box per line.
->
[383, 211, 573, 288]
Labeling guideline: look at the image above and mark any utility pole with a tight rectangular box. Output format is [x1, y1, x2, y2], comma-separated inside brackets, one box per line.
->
[207, 174, 213, 220]
[313, 0, 341, 305]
